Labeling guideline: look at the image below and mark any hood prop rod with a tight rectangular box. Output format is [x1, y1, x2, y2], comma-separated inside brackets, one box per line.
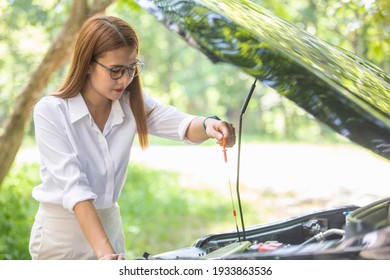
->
[236, 78, 257, 241]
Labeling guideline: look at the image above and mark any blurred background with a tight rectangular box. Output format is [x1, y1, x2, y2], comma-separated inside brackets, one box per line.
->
[0, 0, 389, 259]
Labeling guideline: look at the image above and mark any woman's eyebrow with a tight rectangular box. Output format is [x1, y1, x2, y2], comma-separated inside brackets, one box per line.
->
[110, 60, 138, 67]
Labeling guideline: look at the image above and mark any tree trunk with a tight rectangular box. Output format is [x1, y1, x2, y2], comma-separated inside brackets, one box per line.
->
[0, 0, 116, 187]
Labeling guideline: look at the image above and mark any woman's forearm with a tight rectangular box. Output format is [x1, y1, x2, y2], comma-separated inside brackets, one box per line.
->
[74, 200, 116, 259]
[185, 117, 210, 143]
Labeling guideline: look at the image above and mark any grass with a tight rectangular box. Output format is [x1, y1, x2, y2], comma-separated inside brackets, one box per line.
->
[0, 163, 40, 260]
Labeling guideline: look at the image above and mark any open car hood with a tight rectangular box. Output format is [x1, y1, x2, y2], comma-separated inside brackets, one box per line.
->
[135, 0, 390, 260]
[136, 0, 390, 160]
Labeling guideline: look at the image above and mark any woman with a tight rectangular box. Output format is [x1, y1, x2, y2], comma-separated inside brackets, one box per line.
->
[29, 14, 236, 260]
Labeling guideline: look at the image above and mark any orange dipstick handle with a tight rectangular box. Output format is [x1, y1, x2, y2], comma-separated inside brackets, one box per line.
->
[222, 136, 227, 162]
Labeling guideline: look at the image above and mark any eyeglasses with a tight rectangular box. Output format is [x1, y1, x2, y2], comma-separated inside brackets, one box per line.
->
[93, 59, 144, 80]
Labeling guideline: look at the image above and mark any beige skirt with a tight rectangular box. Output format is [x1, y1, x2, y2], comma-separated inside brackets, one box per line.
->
[29, 203, 125, 260]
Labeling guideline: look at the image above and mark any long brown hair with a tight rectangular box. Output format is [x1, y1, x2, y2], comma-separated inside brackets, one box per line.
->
[54, 14, 148, 148]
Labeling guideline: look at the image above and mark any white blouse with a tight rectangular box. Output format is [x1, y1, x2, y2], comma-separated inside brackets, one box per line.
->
[32, 93, 197, 212]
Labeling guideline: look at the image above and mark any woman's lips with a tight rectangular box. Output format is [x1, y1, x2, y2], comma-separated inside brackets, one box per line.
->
[114, 88, 124, 94]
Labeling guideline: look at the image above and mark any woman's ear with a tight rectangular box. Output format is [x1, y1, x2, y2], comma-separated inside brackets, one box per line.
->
[87, 64, 92, 75]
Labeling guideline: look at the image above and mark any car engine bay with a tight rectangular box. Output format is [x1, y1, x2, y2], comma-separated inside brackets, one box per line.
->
[144, 197, 390, 260]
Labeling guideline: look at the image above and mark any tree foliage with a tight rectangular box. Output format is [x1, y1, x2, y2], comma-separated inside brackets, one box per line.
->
[253, 0, 389, 72]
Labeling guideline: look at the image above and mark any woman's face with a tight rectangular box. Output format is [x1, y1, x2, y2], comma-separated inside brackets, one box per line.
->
[86, 46, 138, 102]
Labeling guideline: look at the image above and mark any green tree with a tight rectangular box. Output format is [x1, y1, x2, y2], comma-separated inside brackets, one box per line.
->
[254, 0, 389, 71]
[0, 0, 117, 187]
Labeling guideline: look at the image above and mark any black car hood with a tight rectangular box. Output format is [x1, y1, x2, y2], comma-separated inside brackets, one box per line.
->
[136, 0, 390, 160]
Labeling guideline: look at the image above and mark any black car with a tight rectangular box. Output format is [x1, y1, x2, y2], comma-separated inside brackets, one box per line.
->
[136, 0, 390, 260]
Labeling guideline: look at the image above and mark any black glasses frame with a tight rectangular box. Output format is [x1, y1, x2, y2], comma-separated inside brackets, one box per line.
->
[93, 59, 144, 80]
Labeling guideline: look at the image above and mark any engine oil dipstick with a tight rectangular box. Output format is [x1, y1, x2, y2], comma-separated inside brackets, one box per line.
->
[222, 135, 240, 241]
